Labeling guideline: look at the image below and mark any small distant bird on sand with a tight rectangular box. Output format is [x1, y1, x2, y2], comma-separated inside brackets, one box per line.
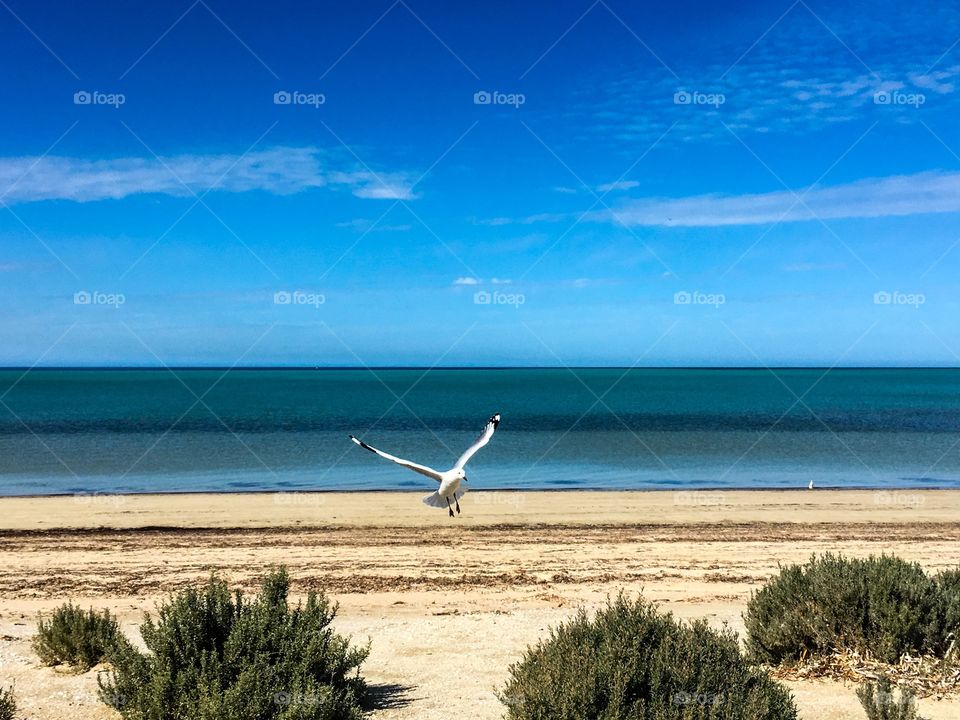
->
[808, 480, 815, 490]
[349, 413, 501, 517]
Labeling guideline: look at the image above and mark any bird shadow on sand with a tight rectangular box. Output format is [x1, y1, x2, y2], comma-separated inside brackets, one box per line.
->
[364, 682, 417, 711]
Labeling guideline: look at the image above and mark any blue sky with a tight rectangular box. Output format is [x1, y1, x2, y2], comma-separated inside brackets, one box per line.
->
[1, 0, 959, 366]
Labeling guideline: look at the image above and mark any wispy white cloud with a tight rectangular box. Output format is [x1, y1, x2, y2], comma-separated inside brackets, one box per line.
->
[569, 0, 960, 146]
[485, 170, 960, 228]
[0, 147, 417, 205]
[909, 69, 957, 94]
[582, 63, 960, 147]
[596, 180, 640, 192]
[453, 276, 513, 286]
[335, 218, 412, 232]
[471, 212, 567, 226]
[472, 216, 513, 226]
[599, 170, 960, 227]
[782, 262, 847, 272]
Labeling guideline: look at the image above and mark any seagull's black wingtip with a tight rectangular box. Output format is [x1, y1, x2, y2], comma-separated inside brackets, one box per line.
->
[350, 436, 376, 452]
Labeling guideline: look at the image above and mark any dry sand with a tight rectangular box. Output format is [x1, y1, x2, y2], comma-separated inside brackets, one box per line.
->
[1, 489, 958, 719]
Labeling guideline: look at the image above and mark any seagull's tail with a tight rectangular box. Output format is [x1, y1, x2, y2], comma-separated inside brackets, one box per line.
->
[422, 488, 466, 509]
[422, 491, 446, 509]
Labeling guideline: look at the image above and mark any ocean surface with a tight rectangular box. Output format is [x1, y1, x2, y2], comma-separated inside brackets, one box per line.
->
[0, 368, 959, 496]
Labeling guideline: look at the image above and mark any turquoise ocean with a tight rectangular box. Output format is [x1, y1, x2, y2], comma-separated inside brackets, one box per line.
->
[1, 368, 959, 496]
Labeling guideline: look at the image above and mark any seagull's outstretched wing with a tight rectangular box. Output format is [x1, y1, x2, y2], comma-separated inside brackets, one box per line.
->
[454, 413, 501, 470]
[349, 436, 443, 482]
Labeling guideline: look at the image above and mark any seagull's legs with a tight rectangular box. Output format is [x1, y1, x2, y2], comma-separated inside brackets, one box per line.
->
[455, 497, 461, 514]
[446, 497, 454, 518]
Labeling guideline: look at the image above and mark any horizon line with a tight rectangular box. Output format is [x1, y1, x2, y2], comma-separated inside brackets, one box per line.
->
[1, 365, 958, 371]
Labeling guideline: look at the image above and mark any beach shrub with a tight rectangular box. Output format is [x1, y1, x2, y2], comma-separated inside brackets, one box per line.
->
[856, 677, 928, 720]
[745, 554, 955, 665]
[33, 603, 120, 671]
[0, 685, 15, 720]
[499, 594, 797, 720]
[99, 568, 368, 720]
[931, 568, 960, 657]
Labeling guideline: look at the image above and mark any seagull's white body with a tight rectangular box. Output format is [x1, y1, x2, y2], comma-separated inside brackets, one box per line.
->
[349, 413, 500, 517]
[436, 470, 465, 505]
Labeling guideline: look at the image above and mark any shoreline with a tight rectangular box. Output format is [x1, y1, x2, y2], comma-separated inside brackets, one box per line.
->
[7, 365, 960, 370]
[0, 488, 956, 530]
[3, 483, 959, 500]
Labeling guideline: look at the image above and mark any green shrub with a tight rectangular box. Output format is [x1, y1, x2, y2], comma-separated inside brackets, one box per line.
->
[744, 554, 955, 665]
[499, 594, 797, 720]
[33, 603, 119, 671]
[99, 568, 368, 720]
[0, 685, 15, 720]
[931, 568, 960, 658]
[856, 677, 928, 720]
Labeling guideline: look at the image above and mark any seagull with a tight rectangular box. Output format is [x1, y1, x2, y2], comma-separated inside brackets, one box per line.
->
[349, 413, 501, 517]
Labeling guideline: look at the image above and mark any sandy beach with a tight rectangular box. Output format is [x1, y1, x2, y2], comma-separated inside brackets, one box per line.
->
[2, 489, 959, 719]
